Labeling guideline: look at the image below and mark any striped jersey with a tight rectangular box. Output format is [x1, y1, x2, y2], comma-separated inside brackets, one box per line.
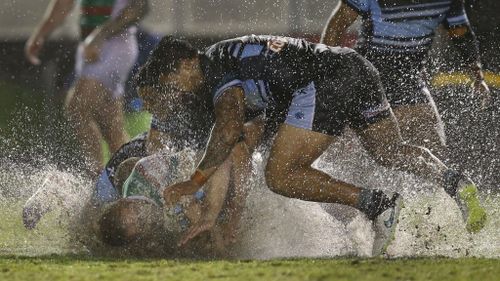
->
[344, 0, 470, 54]
[200, 35, 354, 115]
[79, 0, 134, 38]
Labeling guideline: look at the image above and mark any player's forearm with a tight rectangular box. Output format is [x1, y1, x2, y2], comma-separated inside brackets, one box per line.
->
[32, 0, 74, 40]
[196, 88, 245, 182]
[88, 0, 149, 43]
[200, 158, 232, 224]
[197, 122, 242, 176]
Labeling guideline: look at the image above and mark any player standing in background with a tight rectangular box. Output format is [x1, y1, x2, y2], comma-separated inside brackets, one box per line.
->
[25, 0, 149, 176]
[322, 0, 490, 160]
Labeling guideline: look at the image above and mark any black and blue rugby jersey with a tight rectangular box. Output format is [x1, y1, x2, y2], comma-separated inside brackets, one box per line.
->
[345, 0, 470, 54]
[104, 132, 149, 187]
[200, 35, 355, 113]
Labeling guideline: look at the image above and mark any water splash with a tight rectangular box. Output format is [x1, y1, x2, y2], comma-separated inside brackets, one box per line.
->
[0, 132, 498, 259]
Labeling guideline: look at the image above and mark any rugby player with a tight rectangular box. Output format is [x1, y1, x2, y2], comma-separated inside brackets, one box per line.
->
[22, 76, 214, 229]
[96, 142, 248, 257]
[25, 0, 149, 176]
[136, 35, 486, 256]
[321, 0, 490, 159]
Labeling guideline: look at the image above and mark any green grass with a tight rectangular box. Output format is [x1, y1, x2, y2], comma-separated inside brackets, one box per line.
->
[101, 110, 151, 164]
[0, 256, 498, 281]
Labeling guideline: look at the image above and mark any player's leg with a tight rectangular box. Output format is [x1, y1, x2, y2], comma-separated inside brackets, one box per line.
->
[65, 78, 106, 176]
[355, 112, 487, 233]
[266, 123, 402, 256]
[356, 111, 448, 182]
[96, 94, 129, 154]
[392, 88, 447, 159]
[266, 124, 361, 205]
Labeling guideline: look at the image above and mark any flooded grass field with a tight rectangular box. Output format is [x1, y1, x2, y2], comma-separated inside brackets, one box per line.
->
[0, 84, 498, 280]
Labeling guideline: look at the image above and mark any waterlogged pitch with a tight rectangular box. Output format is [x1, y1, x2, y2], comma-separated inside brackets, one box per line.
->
[0, 256, 498, 281]
[0, 105, 498, 281]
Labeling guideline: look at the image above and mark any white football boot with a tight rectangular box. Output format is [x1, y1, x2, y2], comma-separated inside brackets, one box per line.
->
[372, 193, 403, 257]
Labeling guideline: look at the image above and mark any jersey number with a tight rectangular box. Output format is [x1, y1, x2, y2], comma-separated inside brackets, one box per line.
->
[268, 39, 286, 53]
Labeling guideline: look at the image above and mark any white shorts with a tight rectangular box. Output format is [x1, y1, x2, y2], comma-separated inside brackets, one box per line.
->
[75, 30, 138, 98]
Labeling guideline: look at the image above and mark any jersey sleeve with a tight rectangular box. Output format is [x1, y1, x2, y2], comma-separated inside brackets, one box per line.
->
[445, 0, 470, 27]
[342, 0, 371, 14]
[212, 75, 243, 105]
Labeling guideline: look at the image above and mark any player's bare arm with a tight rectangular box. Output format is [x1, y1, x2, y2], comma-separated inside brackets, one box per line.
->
[198, 87, 246, 174]
[321, 1, 358, 46]
[25, 0, 75, 65]
[178, 156, 233, 247]
[163, 87, 246, 203]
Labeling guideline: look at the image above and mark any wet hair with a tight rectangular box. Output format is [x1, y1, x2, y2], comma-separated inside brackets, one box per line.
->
[98, 198, 165, 247]
[135, 36, 199, 88]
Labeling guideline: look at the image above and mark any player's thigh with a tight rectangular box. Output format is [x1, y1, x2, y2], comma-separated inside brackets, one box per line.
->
[65, 78, 106, 119]
[97, 96, 127, 142]
[266, 124, 334, 177]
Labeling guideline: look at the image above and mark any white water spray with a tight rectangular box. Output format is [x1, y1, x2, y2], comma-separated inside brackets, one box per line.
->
[0, 132, 498, 258]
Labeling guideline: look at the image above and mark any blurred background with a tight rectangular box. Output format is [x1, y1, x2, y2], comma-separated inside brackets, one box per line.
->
[0, 0, 498, 189]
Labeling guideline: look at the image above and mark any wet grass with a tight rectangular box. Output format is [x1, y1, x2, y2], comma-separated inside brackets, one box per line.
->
[0, 256, 498, 281]
[2, 195, 498, 281]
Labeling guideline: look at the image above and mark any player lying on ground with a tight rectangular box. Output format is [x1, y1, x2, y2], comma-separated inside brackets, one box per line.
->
[22, 66, 214, 229]
[95, 140, 252, 257]
[23, 86, 259, 255]
[136, 35, 487, 256]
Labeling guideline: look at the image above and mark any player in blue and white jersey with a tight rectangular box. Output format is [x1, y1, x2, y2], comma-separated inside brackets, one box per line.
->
[135, 35, 486, 255]
[322, 0, 490, 153]
[322, 0, 489, 233]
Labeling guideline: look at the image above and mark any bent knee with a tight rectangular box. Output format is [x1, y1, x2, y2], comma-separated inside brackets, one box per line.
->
[265, 161, 293, 195]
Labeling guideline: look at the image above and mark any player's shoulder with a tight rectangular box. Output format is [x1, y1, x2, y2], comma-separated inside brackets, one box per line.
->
[342, 0, 372, 14]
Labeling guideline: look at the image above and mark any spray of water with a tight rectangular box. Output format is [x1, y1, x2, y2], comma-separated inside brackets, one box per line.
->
[0, 131, 498, 259]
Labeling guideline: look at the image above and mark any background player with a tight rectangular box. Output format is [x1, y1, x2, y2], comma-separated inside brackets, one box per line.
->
[321, 0, 491, 160]
[25, 0, 149, 176]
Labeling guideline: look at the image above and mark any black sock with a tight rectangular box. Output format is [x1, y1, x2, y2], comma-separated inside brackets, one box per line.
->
[357, 189, 392, 221]
[442, 169, 462, 198]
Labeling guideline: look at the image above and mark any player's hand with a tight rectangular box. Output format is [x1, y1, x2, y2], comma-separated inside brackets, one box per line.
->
[472, 79, 492, 110]
[83, 40, 101, 63]
[163, 180, 199, 206]
[25, 35, 45, 65]
[178, 218, 215, 247]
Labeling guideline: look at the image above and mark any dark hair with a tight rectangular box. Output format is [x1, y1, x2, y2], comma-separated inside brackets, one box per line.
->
[135, 36, 199, 88]
[98, 198, 165, 247]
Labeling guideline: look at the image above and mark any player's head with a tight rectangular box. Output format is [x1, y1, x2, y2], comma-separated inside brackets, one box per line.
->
[136, 36, 204, 96]
[98, 197, 165, 247]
